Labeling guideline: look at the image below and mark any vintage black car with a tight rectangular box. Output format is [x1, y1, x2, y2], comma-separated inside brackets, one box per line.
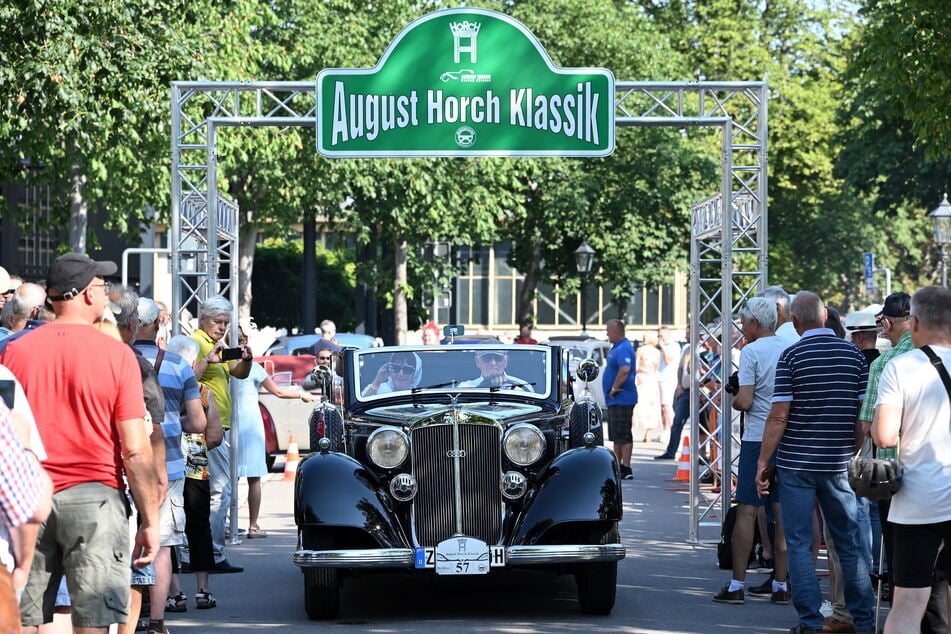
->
[293, 342, 624, 619]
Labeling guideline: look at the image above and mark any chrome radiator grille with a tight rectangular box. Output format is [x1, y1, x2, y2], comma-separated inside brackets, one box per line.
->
[411, 423, 503, 547]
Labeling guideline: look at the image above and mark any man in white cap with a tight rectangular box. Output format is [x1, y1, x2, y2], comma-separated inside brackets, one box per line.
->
[845, 311, 881, 366]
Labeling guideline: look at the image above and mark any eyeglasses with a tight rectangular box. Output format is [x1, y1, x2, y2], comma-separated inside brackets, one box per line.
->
[478, 353, 506, 363]
[87, 282, 112, 293]
[388, 363, 416, 375]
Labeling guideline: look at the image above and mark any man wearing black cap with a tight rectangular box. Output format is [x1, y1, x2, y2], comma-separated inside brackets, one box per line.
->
[0, 252, 160, 633]
[858, 290, 948, 634]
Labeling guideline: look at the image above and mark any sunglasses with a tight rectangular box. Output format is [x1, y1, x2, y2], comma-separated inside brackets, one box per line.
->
[388, 363, 416, 375]
[478, 353, 506, 363]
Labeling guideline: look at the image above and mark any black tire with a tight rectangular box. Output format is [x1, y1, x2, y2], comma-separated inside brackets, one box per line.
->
[303, 567, 340, 620]
[575, 525, 619, 615]
[569, 400, 604, 448]
[308, 403, 344, 453]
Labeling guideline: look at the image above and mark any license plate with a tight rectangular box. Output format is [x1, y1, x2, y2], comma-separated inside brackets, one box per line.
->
[415, 542, 506, 572]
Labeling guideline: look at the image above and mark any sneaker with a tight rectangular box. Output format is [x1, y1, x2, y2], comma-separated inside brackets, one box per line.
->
[748, 575, 774, 596]
[712, 584, 744, 604]
[210, 559, 243, 574]
[771, 588, 791, 605]
[620, 465, 634, 480]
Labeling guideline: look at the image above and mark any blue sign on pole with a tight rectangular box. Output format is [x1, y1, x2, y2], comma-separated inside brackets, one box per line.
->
[864, 252, 875, 292]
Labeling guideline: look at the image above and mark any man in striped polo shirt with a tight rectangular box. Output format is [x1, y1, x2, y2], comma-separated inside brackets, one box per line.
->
[756, 291, 875, 634]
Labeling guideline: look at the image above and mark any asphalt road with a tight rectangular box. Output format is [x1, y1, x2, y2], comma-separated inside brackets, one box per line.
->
[159, 439, 869, 634]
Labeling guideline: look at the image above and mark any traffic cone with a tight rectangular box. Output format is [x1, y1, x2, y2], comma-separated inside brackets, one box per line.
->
[671, 436, 691, 482]
[282, 433, 300, 481]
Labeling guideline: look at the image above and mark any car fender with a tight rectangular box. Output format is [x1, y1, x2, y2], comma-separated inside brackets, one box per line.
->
[294, 451, 405, 548]
[512, 445, 622, 545]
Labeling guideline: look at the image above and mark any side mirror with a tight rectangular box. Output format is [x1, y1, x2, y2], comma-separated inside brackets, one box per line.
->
[576, 359, 599, 382]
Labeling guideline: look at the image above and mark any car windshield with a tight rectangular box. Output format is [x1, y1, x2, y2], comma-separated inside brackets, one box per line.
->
[354, 345, 551, 400]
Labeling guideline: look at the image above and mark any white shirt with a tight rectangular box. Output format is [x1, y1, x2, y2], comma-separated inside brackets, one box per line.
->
[876, 346, 951, 524]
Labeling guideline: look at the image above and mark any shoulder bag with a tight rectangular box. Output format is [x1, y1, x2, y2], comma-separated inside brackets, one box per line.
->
[848, 344, 951, 500]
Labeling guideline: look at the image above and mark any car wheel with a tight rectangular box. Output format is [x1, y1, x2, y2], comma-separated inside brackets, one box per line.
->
[569, 400, 604, 448]
[308, 403, 344, 453]
[303, 567, 340, 620]
[575, 525, 618, 615]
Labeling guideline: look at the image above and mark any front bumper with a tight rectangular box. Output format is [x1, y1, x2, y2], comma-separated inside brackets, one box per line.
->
[293, 543, 626, 568]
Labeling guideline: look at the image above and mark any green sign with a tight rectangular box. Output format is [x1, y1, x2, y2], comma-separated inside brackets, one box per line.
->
[316, 8, 615, 157]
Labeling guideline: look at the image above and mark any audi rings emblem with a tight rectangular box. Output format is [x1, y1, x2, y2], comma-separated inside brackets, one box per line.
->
[446, 449, 467, 458]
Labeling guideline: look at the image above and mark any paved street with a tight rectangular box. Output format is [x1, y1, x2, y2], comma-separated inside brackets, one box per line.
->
[160, 438, 878, 634]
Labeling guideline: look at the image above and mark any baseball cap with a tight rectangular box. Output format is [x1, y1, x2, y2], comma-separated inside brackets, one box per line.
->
[843, 311, 877, 332]
[875, 292, 911, 320]
[46, 253, 117, 300]
[476, 350, 507, 358]
[0, 266, 11, 293]
[137, 297, 161, 326]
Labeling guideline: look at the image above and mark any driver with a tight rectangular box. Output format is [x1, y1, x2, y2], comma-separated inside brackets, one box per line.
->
[458, 350, 534, 392]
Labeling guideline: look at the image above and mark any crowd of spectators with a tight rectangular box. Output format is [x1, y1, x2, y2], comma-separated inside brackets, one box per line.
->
[0, 258, 277, 634]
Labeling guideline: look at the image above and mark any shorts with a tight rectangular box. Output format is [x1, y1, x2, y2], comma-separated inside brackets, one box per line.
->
[890, 521, 951, 588]
[606, 405, 634, 444]
[130, 562, 155, 586]
[20, 483, 131, 628]
[160, 479, 186, 547]
[735, 441, 779, 506]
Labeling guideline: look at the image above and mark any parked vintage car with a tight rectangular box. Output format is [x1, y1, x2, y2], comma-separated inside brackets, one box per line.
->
[293, 343, 623, 619]
[265, 332, 382, 356]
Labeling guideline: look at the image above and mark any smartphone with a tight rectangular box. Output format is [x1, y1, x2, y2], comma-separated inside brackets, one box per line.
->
[220, 347, 244, 362]
[0, 380, 14, 409]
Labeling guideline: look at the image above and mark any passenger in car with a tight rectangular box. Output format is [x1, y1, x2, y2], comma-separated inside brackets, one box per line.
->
[362, 352, 423, 395]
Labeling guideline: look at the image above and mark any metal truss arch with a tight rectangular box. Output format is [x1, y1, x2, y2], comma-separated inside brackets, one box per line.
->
[169, 79, 767, 544]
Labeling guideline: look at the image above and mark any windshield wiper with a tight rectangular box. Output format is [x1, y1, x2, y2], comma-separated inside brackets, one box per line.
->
[412, 381, 457, 394]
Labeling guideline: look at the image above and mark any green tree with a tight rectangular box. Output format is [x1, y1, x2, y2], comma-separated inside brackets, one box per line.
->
[847, 1, 951, 161]
[0, 0, 204, 250]
[637, 0, 869, 304]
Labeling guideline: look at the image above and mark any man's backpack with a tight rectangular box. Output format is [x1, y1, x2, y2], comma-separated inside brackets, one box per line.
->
[716, 504, 763, 569]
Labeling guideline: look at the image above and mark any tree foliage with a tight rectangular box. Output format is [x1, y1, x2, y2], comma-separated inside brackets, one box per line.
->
[0, 0, 204, 246]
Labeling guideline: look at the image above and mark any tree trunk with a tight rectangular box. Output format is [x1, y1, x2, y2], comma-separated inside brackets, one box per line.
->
[516, 233, 542, 325]
[68, 164, 87, 254]
[237, 221, 258, 323]
[393, 238, 408, 345]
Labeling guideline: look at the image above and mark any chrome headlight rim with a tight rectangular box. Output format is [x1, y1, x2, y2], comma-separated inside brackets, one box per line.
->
[366, 426, 410, 469]
[502, 423, 546, 467]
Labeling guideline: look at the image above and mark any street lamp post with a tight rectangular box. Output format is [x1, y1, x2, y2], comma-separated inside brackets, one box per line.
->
[573, 239, 596, 337]
[928, 193, 951, 288]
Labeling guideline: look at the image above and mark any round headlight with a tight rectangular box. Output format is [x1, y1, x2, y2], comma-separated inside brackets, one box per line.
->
[502, 424, 546, 466]
[367, 427, 409, 469]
